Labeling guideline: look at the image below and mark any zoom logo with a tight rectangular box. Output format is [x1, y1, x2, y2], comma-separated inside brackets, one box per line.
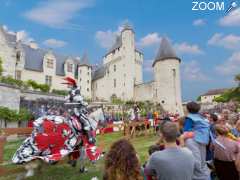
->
[192, 1, 225, 11]
[192, 1, 239, 13]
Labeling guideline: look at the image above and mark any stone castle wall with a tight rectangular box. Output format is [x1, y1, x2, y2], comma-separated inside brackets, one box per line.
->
[0, 83, 65, 111]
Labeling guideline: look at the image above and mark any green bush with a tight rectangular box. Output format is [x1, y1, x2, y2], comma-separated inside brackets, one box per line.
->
[0, 106, 18, 122]
[110, 95, 124, 105]
[0, 106, 32, 122]
[38, 84, 50, 92]
[214, 87, 240, 103]
[0, 76, 21, 86]
[52, 89, 68, 96]
[26, 80, 50, 92]
[26, 80, 39, 90]
[17, 108, 32, 121]
[0, 57, 3, 76]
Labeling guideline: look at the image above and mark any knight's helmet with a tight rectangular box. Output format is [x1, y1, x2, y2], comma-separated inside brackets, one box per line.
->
[62, 77, 88, 116]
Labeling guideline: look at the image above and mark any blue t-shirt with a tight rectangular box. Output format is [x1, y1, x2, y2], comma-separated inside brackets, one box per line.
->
[184, 113, 210, 145]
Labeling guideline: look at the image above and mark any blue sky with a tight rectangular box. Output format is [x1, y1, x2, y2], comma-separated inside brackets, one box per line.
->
[1, 0, 240, 101]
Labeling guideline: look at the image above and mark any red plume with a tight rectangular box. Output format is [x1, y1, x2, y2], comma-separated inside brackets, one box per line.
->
[62, 77, 77, 87]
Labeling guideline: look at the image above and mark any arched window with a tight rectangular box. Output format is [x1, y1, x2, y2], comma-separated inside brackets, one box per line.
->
[67, 63, 73, 72]
[114, 79, 116, 88]
[16, 51, 21, 62]
[47, 59, 54, 68]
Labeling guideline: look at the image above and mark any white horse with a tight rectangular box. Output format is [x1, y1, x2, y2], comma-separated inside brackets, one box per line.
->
[16, 107, 105, 178]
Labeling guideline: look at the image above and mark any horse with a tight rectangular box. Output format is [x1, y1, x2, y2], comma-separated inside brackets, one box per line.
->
[12, 107, 105, 178]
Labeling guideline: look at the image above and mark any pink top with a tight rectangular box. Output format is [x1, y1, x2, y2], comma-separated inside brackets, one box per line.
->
[214, 136, 240, 161]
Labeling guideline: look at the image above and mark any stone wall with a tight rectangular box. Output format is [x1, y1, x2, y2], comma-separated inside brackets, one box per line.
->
[0, 83, 65, 111]
[0, 83, 65, 128]
[21, 90, 65, 101]
[0, 83, 20, 111]
[134, 81, 154, 102]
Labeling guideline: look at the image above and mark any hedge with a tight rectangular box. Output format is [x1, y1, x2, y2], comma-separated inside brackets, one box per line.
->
[52, 89, 68, 96]
[0, 106, 32, 122]
[0, 76, 51, 93]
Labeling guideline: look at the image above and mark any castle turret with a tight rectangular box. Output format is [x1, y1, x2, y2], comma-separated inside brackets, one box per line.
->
[78, 53, 92, 99]
[152, 37, 183, 114]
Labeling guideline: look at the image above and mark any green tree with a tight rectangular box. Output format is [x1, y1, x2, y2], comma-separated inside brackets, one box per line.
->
[197, 96, 201, 101]
[234, 74, 240, 87]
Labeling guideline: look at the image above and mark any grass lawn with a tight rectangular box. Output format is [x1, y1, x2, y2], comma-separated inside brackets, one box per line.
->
[1, 132, 159, 180]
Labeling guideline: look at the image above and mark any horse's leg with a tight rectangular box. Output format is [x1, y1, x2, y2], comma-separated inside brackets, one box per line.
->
[25, 161, 38, 177]
[36, 160, 43, 174]
[79, 147, 87, 173]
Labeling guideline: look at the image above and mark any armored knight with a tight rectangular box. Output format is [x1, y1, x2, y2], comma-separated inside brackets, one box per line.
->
[63, 77, 95, 144]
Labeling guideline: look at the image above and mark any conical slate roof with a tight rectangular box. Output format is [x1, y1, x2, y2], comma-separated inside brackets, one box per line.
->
[152, 37, 180, 67]
[80, 53, 91, 67]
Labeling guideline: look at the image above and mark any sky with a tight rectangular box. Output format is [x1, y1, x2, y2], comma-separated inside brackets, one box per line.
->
[0, 0, 240, 101]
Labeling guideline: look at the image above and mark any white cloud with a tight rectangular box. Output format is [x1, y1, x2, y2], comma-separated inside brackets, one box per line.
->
[174, 42, 204, 55]
[95, 24, 125, 49]
[23, 0, 94, 30]
[95, 30, 118, 49]
[208, 33, 240, 50]
[216, 52, 240, 75]
[43, 39, 67, 48]
[137, 33, 162, 48]
[193, 19, 206, 26]
[182, 60, 209, 81]
[219, 8, 240, 27]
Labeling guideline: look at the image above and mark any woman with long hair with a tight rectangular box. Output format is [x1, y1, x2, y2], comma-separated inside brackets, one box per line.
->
[103, 139, 143, 180]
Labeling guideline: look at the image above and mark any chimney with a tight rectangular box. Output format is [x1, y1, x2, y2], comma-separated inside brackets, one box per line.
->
[16, 32, 22, 42]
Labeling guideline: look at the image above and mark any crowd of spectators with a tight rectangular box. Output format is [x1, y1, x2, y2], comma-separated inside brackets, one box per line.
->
[103, 101, 240, 180]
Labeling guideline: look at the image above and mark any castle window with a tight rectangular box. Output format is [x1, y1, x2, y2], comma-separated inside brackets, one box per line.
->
[47, 59, 54, 68]
[15, 70, 21, 80]
[114, 65, 116, 72]
[67, 63, 73, 72]
[79, 78, 82, 82]
[87, 80, 89, 84]
[45, 75, 52, 86]
[79, 69, 82, 74]
[16, 51, 21, 62]
[87, 72, 90, 75]
[114, 79, 116, 88]
[161, 100, 165, 104]
[87, 88, 89, 92]
[172, 69, 176, 77]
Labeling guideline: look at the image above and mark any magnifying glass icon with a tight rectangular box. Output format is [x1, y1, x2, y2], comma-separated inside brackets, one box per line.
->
[226, 1, 238, 14]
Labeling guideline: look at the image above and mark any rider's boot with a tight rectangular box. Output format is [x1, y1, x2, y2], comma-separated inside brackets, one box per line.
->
[87, 130, 96, 144]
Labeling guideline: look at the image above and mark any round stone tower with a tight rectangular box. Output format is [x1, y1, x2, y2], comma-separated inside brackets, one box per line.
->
[152, 37, 183, 115]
